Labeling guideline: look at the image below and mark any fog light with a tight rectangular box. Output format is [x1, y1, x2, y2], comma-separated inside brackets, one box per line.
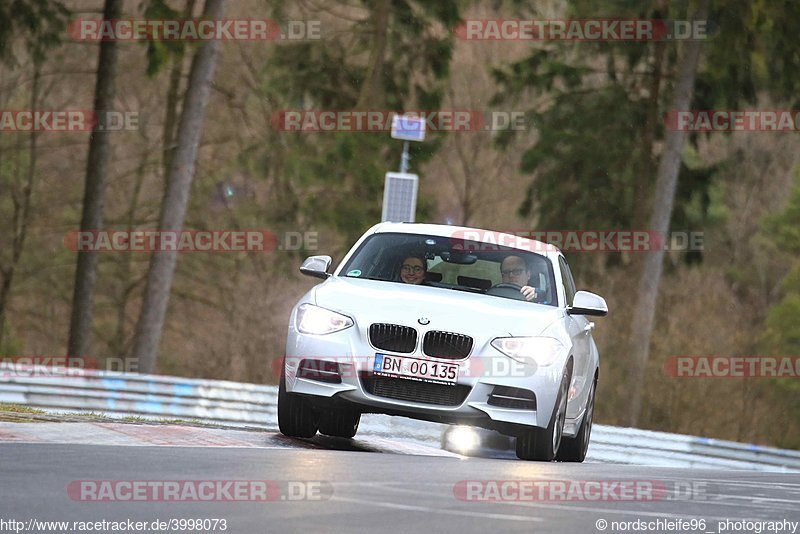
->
[447, 426, 481, 454]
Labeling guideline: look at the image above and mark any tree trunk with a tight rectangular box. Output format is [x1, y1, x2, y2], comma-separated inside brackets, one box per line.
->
[632, 40, 666, 229]
[0, 56, 42, 348]
[131, 0, 225, 373]
[355, 0, 390, 109]
[627, 0, 710, 427]
[162, 0, 197, 177]
[111, 142, 149, 359]
[66, 0, 123, 359]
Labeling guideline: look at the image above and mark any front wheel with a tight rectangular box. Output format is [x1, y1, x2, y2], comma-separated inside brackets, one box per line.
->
[277, 369, 320, 438]
[516, 365, 571, 461]
[318, 406, 361, 438]
[557, 377, 596, 462]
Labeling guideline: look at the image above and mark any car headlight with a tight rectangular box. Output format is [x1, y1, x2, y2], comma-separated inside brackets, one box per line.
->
[490, 336, 565, 367]
[295, 304, 353, 335]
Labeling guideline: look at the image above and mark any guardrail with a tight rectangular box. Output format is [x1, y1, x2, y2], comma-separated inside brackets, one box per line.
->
[1, 363, 798, 472]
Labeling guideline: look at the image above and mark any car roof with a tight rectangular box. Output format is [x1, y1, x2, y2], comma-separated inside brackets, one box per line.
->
[368, 222, 562, 257]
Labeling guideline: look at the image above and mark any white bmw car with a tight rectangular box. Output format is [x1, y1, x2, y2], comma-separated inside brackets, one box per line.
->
[278, 222, 607, 461]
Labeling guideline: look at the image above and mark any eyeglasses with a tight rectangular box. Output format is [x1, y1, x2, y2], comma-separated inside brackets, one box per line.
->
[401, 264, 424, 274]
[501, 268, 526, 277]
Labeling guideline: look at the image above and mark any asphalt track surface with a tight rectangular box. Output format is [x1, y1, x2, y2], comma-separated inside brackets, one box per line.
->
[1, 431, 799, 534]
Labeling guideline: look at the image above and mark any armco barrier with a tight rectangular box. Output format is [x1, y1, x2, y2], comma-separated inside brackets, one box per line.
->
[1, 363, 798, 472]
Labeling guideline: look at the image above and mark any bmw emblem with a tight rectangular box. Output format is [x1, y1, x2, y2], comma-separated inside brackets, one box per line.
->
[418, 317, 430, 325]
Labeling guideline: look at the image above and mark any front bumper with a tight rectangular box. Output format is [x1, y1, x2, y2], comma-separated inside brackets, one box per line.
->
[284, 325, 567, 433]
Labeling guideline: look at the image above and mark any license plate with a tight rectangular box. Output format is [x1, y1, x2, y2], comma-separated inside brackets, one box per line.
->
[373, 353, 458, 385]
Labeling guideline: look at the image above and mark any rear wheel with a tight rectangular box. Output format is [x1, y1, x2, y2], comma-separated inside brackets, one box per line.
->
[318, 406, 361, 438]
[557, 377, 596, 463]
[277, 368, 319, 438]
[516, 365, 571, 461]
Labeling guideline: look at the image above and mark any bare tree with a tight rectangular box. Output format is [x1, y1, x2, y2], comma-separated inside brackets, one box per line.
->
[162, 0, 197, 176]
[131, 0, 225, 373]
[355, 0, 390, 109]
[67, 0, 123, 359]
[0, 57, 42, 348]
[627, 0, 710, 426]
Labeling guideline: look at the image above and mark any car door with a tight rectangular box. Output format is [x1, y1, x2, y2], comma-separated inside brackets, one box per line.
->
[558, 256, 592, 411]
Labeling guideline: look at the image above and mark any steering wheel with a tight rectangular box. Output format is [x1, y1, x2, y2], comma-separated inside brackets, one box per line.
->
[485, 283, 527, 301]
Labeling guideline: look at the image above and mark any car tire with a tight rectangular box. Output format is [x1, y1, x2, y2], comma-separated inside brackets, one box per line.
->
[515, 363, 571, 461]
[556, 376, 596, 463]
[318, 406, 361, 438]
[277, 368, 320, 438]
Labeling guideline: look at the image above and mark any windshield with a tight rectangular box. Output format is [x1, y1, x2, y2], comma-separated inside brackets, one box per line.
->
[339, 232, 557, 306]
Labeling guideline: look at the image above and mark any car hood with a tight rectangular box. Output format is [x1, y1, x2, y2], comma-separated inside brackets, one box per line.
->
[312, 277, 562, 337]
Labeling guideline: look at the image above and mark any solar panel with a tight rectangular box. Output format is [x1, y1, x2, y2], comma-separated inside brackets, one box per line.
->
[381, 172, 419, 222]
[391, 115, 426, 142]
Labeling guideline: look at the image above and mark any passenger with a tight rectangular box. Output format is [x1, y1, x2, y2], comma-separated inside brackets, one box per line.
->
[499, 255, 537, 301]
[400, 255, 427, 285]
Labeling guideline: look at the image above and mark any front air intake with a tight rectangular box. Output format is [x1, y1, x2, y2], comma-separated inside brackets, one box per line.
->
[487, 386, 536, 410]
[369, 323, 417, 353]
[297, 359, 342, 384]
[422, 331, 473, 360]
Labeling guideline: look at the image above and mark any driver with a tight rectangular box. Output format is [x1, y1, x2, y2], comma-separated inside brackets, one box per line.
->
[499, 255, 537, 301]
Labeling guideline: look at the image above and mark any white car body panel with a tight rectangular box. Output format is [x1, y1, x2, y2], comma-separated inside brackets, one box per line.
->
[283, 222, 601, 437]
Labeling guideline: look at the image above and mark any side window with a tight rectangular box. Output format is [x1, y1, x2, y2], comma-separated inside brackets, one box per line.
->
[558, 256, 577, 306]
[526, 255, 558, 306]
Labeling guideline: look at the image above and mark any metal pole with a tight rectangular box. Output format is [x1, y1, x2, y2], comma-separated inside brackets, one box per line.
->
[400, 141, 410, 173]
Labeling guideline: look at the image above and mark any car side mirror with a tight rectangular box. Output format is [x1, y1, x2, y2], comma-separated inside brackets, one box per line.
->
[300, 255, 332, 279]
[567, 290, 608, 317]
